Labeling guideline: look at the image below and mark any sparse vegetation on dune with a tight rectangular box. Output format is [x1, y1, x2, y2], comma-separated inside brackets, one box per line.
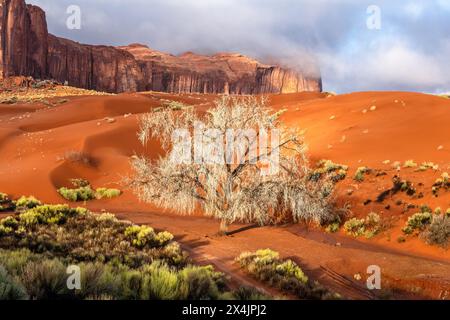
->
[0, 194, 268, 300]
[236, 249, 340, 300]
[402, 206, 450, 248]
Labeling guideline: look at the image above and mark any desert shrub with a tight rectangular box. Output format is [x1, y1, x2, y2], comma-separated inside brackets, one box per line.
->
[403, 160, 417, 168]
[344, 213, 380, 238]
[236, 249, 338, 300]
[422, 215, 450, 247]
[58, 185, 122, 202]
[354, 167, 370, 182]
[230, 286, 269, 300]
[0, 205, 185, 269]
[124, 226, 174, 249]
[59, 150, 94, 166]
[432, 172, 450, 197]
[15, 196, 41, 209]
[0, 200, 259, 300]
[310, 160, 348, 183]
[20, 259, 70, 299]
[142, 261, 182, 300]
[0, 249, 40, 276]
[402, 211, 433, 235]
[0, 265, 28, 300]
[324, 215, 342, 233]
[0, 193, 8, 202]
[96, 188, 121, 199]
[343, 218, 365, 237]
[70, 178, 90, 188]
[416, 162, 439, 172]
[18, 204, 86, 226]
[178, 265, 225, 300]
[58, 186, 96, 202]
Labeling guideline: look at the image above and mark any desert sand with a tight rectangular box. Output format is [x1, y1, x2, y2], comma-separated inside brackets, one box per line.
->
[0, 90, 449, 299]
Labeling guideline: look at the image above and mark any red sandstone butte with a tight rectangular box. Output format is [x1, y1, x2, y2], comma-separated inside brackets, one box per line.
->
[0, 0, 322, 94]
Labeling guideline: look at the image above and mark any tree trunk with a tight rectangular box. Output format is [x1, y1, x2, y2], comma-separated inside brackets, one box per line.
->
[219, 220, 229, 235]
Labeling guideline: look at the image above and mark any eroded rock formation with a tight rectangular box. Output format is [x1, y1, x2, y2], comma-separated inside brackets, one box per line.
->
[0, 0, 322, 94]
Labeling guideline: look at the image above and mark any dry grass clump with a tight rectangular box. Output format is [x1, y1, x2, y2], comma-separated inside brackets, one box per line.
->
[58, 150, 96, 167]
[422, 215, 450, 248]
[236, 249, 340, 300]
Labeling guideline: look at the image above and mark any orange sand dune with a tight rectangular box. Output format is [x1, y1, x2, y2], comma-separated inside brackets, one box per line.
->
[0, 91, 449, 299]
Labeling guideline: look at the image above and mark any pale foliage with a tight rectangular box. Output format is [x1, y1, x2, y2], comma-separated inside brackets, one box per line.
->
[131, 97, 334, 230]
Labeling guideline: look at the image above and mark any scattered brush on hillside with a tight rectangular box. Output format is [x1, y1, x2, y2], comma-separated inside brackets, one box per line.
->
[0, 194, 268, 300]
[402, 206, 450, 248]
[236, 249, 340, 300]
[415, 162, 439, 172]
[376, 176, 416, 203]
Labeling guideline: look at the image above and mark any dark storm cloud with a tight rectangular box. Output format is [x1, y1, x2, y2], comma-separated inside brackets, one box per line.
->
[27, 0, 450, 93]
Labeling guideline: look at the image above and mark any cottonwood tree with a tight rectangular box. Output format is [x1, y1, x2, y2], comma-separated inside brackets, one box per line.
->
[131, 97, 334, 234]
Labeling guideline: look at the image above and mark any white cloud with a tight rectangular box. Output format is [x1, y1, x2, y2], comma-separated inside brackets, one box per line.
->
[26, 0, 450, 93]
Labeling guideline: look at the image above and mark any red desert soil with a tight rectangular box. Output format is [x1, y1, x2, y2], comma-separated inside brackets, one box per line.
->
[0, 91, 449, 299]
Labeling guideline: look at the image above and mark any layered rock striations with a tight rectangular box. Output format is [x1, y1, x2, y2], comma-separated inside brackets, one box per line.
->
[1, 0, 322, 94]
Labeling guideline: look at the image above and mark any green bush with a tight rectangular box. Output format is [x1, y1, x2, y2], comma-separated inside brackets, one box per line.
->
[343, 213, 380, 238]
[402, 212, 432, 235]
[58, 186, 122, 202]
[58, 186, 96, 202]
[0, 265, 28, 300]
[354, 167, 370, 182]
[0, 201, 275, 300]
[309, 160, 348, 183]
[432, 172, 450, 197]
[19, 204, 87, 226]
[15, 196, 41, 209]
[20, 259, 69, 299]
[125, 226, 173, 249]
[236, 249, 338, 300]
[96, 188, 121, 199]
[178, 265, 225, 300]
[422, 216, 450, 247]
[0, 193, 8, 202]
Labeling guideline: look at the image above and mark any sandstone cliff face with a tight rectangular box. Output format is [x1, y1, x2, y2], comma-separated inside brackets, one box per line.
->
[0, 0, 322, 94]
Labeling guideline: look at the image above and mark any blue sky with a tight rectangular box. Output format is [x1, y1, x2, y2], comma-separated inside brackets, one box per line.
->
[29, 0, 450, 93]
